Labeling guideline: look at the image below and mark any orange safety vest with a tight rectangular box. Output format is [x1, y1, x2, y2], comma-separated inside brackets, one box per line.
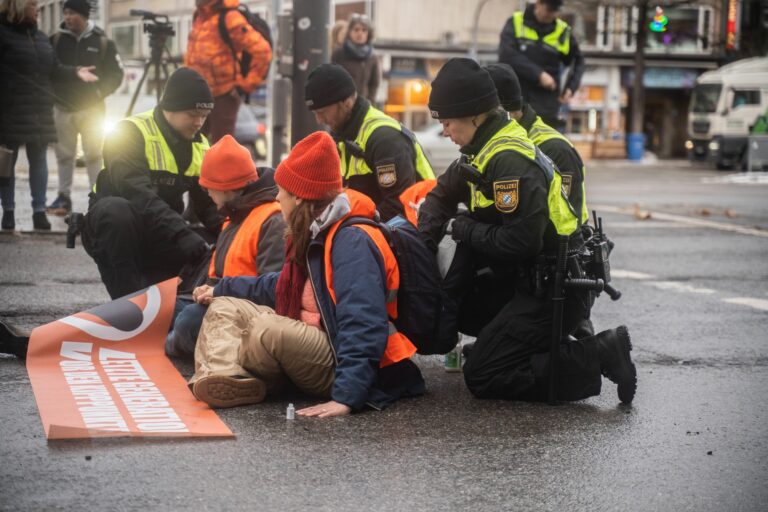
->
[208, 201, 282, 278]
[399, 179, 437, 226]
[323, 215, 417, 368]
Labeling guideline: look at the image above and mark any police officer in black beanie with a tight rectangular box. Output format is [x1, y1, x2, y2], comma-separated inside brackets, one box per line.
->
[485, 63, 588, 232]
[304, 63, 435, 222]
[419, 58, 636, 405]
[81, 67, 221, 299]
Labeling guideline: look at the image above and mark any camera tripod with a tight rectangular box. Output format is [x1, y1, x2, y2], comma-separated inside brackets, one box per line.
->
[126, 25, 177, 117]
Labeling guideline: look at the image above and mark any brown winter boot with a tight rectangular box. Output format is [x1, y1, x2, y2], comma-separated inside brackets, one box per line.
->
[192, 375, 267, 408]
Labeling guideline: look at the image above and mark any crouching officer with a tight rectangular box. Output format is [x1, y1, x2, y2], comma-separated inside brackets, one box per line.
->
[418, 58, 636, 404]
[485, 62, 587, 224]
[82, 67, 221, 299]
[304, 63, 435, 221]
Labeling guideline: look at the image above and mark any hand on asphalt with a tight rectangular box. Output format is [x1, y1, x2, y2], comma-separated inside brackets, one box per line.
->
[297, 400, 351, 418]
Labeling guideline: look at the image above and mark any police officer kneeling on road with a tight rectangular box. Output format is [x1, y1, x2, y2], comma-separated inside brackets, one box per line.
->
[304, 63, 435, 222]
[418, 58, 636, 404]
[81, 67, 221, 300]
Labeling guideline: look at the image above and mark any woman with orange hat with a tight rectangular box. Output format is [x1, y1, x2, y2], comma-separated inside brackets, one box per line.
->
[165, 135, 285, 359]
[188, 131, 425, 417]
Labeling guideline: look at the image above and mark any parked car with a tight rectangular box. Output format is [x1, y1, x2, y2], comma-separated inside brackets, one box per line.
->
[413, 122, 458, 175]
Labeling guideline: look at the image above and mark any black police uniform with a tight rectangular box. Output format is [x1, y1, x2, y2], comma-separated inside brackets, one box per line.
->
[334, 97, 419, 221]
[499, 4, 584, 128]
[418, 111, 601, 402]
[82, 107, 220, 299]
[518, 103, 586, 223]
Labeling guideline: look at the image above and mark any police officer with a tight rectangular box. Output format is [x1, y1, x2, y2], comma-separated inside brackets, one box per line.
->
[82, 67, 221, 300]
[498, 0, 584, 130]
[304, 63, 435, 221]
[418, 58, 635, 403]
[485, 62, 588, 227]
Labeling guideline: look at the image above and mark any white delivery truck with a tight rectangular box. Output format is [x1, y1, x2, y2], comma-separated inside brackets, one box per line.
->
[686, 57, 768, 169]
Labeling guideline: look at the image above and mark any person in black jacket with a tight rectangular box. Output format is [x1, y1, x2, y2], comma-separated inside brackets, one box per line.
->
[498, 0, 584, 130]
[47, 0, 124, 215]
[418, 58, 635, 404]
[82, 67, 221, 300]
[304, 63, 434, 222]
[0, 0, 97, 232]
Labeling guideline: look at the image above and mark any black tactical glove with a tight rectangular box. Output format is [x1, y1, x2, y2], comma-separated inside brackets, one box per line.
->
[450, 214, 476, 243]
[176, 229, 209, 264]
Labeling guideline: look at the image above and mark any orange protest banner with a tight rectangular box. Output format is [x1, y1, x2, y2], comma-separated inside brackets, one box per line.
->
[26, 278, 233, 440]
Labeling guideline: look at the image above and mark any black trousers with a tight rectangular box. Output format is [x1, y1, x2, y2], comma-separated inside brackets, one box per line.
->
[448, 244, 601, 402]
[82, 197, 185, 300]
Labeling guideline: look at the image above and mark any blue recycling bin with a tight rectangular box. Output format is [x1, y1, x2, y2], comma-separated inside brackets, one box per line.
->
[627, 133, 645, 161]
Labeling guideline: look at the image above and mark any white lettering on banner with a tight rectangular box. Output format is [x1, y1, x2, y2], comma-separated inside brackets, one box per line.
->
[55, 341, 189, 434]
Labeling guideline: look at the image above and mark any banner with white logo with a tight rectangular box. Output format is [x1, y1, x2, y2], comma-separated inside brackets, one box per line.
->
[26, 278, 233, 439]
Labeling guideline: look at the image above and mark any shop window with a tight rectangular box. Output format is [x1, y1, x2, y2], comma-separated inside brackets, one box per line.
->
[622, 6, 713, 54]
[561, 6, 612, 50]
[112, 23, 139, 59]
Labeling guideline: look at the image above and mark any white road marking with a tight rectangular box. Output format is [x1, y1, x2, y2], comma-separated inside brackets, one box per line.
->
[701, 173, 768, 185]
[611, 270, 655, 280]
[722, 298, 768, 312]
[647, 281, 716, 295]
[612, 269, 766, 312]
[592, 204, 768, 238]
[608, 221, 693, 229]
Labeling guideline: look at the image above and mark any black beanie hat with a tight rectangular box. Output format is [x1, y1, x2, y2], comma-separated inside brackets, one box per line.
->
[484, 63, 523, 112]
[428, 58, 499, 120]
[305, 64, 357, 110]
[63, 0, 91, 18]
[159, 68, 214, 112]
[541, 0, 564, 10]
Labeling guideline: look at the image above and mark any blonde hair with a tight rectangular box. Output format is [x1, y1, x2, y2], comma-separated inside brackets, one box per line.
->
[0, 0, 31, 25]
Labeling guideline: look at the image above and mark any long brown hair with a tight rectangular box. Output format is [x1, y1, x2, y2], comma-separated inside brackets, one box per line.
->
[286, 193, 337, 266]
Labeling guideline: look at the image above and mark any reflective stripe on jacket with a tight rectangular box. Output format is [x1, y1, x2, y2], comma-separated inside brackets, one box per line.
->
[526, 116, 588, 224]
[208, 201, 281, 278]
[469, 120, 578, 236]
[338, 106, 435, 182]
[512, 11, 571, 55]
[125, 110, 209, 177]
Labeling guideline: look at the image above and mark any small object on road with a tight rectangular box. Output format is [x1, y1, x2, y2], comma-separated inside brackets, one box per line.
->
[286, 403, 295, 420]
[696, 208, 711, 217]
[724, 209, 739, 218]
[633, 205, 652, 220]
[85, 455, 92, 461]
[707, 451, 713, 455]
[444, 339, 462, 373]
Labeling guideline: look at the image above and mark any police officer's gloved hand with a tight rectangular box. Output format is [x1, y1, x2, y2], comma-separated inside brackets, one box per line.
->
[450, 214, 476, 243]
[176, 230, 209, 264]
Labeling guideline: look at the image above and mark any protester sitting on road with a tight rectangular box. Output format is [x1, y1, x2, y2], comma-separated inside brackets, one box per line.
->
[418, 58, 636, 404]
[0, 0, 98, 232]
[81, 67, 221, 300]
[166, 135, 285, 359]
[305, 63, 435, 222]
[188, 131, 425, 416]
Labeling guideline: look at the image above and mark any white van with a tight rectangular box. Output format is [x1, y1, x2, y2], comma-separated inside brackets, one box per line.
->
[686, 57, 768, 169]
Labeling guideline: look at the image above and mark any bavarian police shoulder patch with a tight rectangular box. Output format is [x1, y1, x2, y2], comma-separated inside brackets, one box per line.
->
[376, 163, 397, 188]
[493, 179, 519, 213]
[561, 174, 572, 196]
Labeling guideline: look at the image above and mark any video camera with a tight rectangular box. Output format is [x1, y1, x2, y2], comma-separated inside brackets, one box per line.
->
[130, 9, 175, 39]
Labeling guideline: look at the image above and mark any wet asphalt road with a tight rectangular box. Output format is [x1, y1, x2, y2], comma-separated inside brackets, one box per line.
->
[1, 159, 767, 511]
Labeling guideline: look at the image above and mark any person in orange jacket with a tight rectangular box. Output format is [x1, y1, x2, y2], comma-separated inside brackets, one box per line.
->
[185, 0, 272, 143]
[166, 135, 285, 359]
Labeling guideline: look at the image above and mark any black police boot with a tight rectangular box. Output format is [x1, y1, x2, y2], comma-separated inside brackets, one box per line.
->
[1, 210, 14, 230]
[32, 211, 51, 231]
[0, 320, 30, 360]
[595, 325, 637, 404]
